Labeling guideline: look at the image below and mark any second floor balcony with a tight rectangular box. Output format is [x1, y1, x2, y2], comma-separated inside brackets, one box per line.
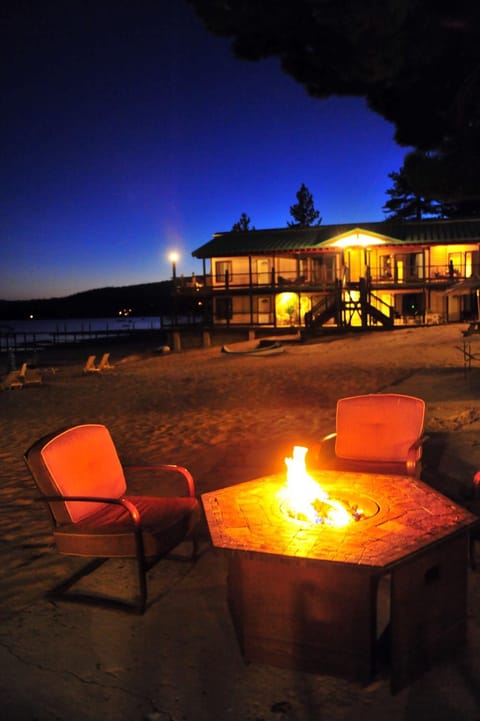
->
[201, 263, 473, 292]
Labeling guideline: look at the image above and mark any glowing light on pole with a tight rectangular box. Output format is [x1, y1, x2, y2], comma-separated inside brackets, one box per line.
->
[168, 251, 179, 280]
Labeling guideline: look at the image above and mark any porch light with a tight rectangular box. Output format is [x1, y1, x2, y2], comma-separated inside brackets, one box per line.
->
[331, 232, 384, 248]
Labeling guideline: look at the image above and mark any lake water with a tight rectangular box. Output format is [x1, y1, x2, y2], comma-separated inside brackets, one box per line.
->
[1, 316, 162, 335]
[0, 316, 181, 353]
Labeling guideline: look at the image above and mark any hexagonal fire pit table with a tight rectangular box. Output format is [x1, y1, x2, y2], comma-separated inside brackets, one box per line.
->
[202, 470, 479, 692]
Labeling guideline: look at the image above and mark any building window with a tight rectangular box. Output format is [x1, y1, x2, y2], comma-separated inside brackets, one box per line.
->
[380, 255, 393, 279]
[215, 261, 232, 283]
[448, 253, 462, 278]
[215, 297, 233, 320]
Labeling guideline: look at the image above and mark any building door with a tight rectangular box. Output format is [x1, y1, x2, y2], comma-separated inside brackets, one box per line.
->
[256, 259, 270, 285]
[257, 297, 272, 324]
[345, 249, 363, 282]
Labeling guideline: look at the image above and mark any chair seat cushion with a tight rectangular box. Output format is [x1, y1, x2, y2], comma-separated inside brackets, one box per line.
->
[317, 455, 415, 477]
[54, 495, 200, 558]
[314, 434, 420, 477]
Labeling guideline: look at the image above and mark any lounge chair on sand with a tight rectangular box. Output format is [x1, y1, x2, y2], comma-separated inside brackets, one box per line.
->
[97, 352, 114, 370]
[83, 355, 100, 374]
[19, 362, 43, 386]
[1, 370, 23, 390]
[83, 354, 114, 374]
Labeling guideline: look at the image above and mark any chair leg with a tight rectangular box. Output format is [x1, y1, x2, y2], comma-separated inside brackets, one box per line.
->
[135, 556, 148, 614]
[134, 528, 148, 614]
[49, 558, 107, 597]
[48, 557, 148, 613]
[48, 531, 196, 614]
[191, 535, 199, 560]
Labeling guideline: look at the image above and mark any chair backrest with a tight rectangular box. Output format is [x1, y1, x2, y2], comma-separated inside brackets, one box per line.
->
[335, 393, 425, 463]
[25, 424, 127, 524]
[84, 355, 97, 371]
[98, 353, 110, 369]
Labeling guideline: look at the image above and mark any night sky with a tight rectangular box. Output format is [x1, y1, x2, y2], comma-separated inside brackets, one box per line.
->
[2, 0, 407, 301]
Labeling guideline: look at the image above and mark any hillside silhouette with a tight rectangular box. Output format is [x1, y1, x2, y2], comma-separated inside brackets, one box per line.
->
[0, 281, 200, 321]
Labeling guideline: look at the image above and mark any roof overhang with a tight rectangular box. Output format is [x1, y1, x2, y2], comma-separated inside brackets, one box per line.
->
[319, 228, 403, 249]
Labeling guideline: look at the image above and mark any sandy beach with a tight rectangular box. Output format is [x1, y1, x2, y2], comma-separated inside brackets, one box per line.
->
[1, 323, 480, 721]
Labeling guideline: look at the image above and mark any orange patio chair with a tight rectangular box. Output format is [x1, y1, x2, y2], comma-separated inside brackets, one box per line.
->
[24, 424, 201, 613]
[312, 393, 427, 477]
[465, 471, 480, 569]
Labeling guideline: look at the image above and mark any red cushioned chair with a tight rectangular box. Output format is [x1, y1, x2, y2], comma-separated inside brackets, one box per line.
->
[465, 471, 480, 570]
[24, 424, 201, 613]
[312, 393, 427, 478]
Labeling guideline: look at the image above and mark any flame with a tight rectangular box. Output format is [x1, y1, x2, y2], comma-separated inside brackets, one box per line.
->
[280, 446, 352, 527]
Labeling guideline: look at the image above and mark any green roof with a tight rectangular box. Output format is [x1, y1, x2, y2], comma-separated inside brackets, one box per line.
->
[192, 218, 480, 258]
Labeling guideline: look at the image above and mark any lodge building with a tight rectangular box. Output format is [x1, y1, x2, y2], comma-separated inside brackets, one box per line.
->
[189, 218, 480, 330]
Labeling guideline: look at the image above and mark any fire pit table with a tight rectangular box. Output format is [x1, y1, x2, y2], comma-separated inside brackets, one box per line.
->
[202, 469, 479, 692]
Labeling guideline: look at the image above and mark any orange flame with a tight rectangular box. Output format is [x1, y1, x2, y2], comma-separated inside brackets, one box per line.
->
[280, 446, 352, 527]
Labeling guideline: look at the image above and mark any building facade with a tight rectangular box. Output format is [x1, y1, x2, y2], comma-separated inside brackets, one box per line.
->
[190, 219, 480, 329]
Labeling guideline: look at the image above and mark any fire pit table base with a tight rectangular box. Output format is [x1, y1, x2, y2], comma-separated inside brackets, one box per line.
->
[227, 534, 468, 691]
[202, 471, 478, 692]
[228, 552, 377, 685]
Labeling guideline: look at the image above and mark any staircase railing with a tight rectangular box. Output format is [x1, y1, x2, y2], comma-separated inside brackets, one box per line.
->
[307, 281, 396, 329]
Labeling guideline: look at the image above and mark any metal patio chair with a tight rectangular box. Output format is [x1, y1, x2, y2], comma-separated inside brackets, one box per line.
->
[24, 423, 200, 613]
[312, 393, 427, 477]
[465, 471, 480, 570]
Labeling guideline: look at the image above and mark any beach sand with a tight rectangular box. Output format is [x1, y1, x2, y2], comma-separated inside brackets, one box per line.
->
[1, 324, 480, 720]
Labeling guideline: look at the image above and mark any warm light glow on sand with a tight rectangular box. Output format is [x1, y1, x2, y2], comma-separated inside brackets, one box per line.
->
[280, 446, 352, 526]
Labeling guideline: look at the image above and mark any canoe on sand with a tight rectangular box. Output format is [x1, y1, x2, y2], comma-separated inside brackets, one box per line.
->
[221, 341, 285, 356]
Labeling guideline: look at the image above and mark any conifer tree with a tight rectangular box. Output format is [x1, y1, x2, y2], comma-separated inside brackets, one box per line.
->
[188, 0, 480, 210]
[383, 167, 441, 220]
[232, 212, 255, 231]
[287, 183, 322, 227]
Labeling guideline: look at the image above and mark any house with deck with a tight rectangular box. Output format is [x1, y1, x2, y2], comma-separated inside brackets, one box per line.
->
[189, 218, 480, 329]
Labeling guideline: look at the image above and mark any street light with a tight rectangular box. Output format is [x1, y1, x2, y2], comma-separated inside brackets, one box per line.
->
[168, 251, 179, 281]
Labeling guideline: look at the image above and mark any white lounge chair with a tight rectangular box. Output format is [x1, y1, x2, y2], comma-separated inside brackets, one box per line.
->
[83, 355, 100, 374]
[18, 362, 43, 386]
[1, 370, 23, 390]
[97, 353, 114, 370]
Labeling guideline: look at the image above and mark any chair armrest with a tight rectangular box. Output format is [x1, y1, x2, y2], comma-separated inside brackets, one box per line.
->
[307, 433, 336, 467]
[473, 471, 480, 500]
[36, 495, 141, 526]
[409, 434, 429, 450]
[124, 464, 196, 497]
[406, 434, 429, 474]
[320, 432, 337, 443]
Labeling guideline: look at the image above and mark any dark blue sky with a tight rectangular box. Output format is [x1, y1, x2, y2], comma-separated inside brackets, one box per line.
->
[1, 0, 407, 301]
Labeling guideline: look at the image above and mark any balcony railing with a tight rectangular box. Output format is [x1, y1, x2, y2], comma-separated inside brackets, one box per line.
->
[205, 264, 474, 290]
